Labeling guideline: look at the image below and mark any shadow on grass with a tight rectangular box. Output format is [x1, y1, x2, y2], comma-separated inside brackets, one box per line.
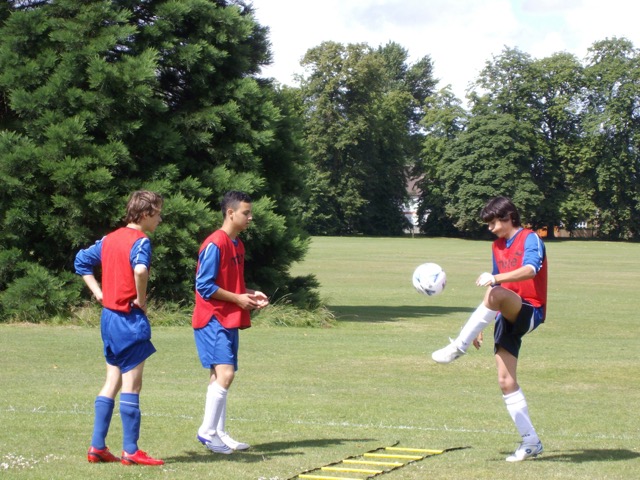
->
[165, 437, 375, 464]
[500, 449, 640, 463]
[328, 305, 474, 323]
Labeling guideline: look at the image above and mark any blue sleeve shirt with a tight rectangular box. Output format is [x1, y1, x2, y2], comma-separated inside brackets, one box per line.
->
[195, 242, 221, 300]
[131, 238, 152, 269]
[74, 237, 105, 275]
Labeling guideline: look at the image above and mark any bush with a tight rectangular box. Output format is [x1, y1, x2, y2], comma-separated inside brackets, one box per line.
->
[251, 297, 336, 328]
[0, 247, 22, 291]
[0, 263, 81, 322]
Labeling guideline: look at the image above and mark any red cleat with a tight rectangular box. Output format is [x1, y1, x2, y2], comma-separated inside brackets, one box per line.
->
[121, 449, 164, 466]
[87, 446, 120, 463]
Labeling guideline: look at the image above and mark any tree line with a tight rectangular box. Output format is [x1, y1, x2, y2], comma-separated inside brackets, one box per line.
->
[0, 0, 638, 320]
[422, 40, 640, 239]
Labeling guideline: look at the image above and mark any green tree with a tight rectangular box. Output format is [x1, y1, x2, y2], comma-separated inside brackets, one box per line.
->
[416, 86, 467, 235]
[0, 0, 158, 320]
[529, 52, 587, 235]
[0, 0, 316, 320]
[581, 37, 640, 239]
[470, 47, 585, 235]
[437, 113, 543, 235]
[298, 41, 436, 235]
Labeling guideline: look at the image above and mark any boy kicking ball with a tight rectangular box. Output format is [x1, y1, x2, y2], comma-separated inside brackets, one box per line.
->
[432, 196, 547, 462]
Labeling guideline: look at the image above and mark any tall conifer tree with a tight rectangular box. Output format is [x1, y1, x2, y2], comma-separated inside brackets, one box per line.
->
[0, 0, 316, 319]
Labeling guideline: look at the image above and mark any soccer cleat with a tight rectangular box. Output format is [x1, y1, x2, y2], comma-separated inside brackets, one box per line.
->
[218, 431, 250, 451]
[506, 441, 543, 462]
[87, 446, 120, 463]
[197, 434, 233, 454]
[431, 339, 466, 364]
[121, 449, 165, 466]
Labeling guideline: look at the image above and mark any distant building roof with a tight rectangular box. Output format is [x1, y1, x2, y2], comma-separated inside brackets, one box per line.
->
[406, 175, 423, 196]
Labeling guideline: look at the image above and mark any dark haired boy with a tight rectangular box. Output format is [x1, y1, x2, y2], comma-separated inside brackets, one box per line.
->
[432, 196, 547, 462]
[192, 191, 269, 454]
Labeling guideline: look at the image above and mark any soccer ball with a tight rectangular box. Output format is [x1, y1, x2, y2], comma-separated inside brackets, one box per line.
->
[412, 263, 446, 296]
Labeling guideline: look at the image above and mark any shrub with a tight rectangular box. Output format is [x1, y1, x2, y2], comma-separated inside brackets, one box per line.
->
[0, 247, 22, 291]
[251, 297, 336, 328]
[0, 263, 81, 322]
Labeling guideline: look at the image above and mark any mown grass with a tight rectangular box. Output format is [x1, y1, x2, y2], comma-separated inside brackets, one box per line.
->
[1, 237, 639, 479]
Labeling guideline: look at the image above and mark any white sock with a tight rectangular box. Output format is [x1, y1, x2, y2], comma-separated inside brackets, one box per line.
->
[454, 303, 497, 351]
[209, 395, 227, 436]
[198, 382, 227, 439]
[504, 388, 539, 444]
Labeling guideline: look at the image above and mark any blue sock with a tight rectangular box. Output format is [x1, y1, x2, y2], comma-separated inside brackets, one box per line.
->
[120, 393, 141, 454]
[91, 396, 115, 449]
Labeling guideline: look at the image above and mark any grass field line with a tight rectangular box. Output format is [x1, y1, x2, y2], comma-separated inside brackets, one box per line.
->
[271, 418, 640, 441]
[2, 404, 195, 421]
[4, 405, 639, 442]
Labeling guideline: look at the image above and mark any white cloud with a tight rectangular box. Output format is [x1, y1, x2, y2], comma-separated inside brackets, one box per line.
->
[521, 0, 581, 14]
[252, 0, 640, 100]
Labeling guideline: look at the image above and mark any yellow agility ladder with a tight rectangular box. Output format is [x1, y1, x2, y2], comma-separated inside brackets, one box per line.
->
[289, 442, 467, 480]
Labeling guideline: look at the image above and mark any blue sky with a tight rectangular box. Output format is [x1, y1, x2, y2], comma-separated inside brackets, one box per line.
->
[252, 0, 640, 101]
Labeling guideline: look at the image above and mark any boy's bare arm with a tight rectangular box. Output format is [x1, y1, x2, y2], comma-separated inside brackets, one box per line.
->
[133, 264, 149, 311]
[82, 274, 103, 303]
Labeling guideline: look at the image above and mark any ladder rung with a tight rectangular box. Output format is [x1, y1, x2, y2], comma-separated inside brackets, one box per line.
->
[364, 453, 423, 460]
[322, 466, 383, 474]
[298, 475, 360, 480]
[386, 447, 444, 454]
[343, 459, 403, 467]
[298, 473, 361, 480]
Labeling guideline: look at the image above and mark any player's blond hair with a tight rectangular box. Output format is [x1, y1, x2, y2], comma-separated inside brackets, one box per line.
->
[124, 190, 163, 224]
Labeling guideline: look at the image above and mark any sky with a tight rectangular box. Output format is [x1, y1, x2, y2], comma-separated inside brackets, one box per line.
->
[252, 0, 640, 101]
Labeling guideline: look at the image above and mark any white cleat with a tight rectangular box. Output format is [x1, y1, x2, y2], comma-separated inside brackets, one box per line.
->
[506, 441, 543, 462]
[431, 339, 466, 364]
[218, 431, 250, 451]
[197, 434, 233, 454]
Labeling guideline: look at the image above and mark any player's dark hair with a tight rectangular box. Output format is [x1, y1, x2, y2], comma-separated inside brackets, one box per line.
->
[480, 196, 521, 227]
[124, 190, 163, 224]
[221, 190, 252, 218]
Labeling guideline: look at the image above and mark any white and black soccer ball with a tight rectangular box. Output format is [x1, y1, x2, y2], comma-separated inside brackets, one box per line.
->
[412, 262, 446, 296]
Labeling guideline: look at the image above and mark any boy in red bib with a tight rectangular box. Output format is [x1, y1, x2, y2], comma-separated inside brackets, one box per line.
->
[432, 196, 547, 462]
[75, 190, 164, 466]
[192, 191, 269, 454]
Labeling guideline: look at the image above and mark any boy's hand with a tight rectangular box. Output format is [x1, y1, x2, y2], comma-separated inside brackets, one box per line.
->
[473, 332, 484, 349]
[252, 291, 269, 309]
[476, 272, 496, 287]
[236, 293, 259, 310]
[132, 298, 147, 313]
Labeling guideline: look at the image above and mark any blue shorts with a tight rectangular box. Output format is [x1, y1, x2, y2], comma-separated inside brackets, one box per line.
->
[101, 307, 156, 373]
[194, 318, 239, 370]
[493, 301, 544, 358]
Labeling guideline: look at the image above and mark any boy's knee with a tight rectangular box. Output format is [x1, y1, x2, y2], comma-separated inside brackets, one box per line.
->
[485, 287, 522, 319]
[483, 286, 504, 308]
[214, 365, 235, 389]
[499, 379, 518, 395]
[497, 370, 519, 393]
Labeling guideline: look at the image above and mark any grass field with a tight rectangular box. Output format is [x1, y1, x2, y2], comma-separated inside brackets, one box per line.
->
[1, 236, 640, 479]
